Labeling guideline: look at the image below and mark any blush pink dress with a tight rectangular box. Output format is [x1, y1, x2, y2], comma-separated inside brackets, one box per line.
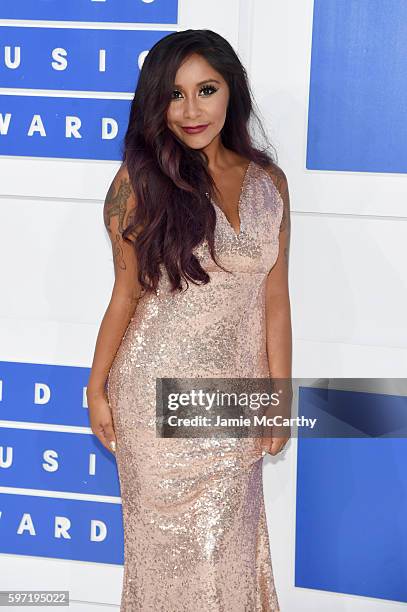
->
[107, 160, 283, 611]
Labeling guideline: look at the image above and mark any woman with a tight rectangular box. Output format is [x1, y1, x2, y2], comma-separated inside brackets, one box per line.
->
[87, 29, 291, 611]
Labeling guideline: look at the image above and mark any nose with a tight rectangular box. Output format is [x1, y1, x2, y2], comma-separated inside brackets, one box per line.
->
[183, 95, 202, 120]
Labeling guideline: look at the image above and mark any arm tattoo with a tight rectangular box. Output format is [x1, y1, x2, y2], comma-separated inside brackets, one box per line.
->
[103, 177, 133, 271]
[103, 178, 132, 234]
[113, 236, 126, 271]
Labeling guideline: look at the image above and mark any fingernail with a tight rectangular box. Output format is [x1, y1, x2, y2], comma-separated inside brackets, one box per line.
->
[110, 441, 116, 452]
[261, 450, 266, 457]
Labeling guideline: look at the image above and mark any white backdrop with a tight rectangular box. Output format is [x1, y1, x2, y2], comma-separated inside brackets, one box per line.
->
[1, 0, 406, 610]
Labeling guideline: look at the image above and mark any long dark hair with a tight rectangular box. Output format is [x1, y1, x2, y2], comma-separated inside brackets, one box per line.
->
[121, 28, 277, 294]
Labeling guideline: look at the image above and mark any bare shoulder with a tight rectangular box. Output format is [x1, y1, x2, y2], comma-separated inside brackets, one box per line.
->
[262, 161, 289, 203]
[103, 162, 136, 236]
[263, 161, 290, 234]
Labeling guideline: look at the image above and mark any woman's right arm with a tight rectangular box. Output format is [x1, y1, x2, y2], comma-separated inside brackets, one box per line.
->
[86, 162, 142, 453]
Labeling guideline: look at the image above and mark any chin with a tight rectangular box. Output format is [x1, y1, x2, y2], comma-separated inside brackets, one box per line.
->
[179, 132, 218, 150]
[185, 141, 209, 150]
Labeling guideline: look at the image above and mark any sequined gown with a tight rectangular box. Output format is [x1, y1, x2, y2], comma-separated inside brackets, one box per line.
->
[106, 160, 283, 611]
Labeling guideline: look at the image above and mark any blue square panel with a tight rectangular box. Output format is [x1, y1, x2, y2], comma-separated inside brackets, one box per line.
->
[0, 0, 178, 24]
[307, 0, 407, 173]
[295, 395, 407, 604]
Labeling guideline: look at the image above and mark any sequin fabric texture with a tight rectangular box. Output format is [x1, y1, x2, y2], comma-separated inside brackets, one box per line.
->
[106, 161, 284, 611]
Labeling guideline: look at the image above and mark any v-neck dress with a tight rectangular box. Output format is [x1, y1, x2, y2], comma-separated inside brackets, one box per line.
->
[106, 160, 284, 611]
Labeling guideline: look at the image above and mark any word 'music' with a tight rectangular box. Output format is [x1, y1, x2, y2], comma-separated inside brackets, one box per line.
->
[3, 46, 147, 73]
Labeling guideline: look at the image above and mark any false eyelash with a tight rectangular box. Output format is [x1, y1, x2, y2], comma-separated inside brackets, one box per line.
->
[170, 84, 218, 99]
[200, 84, 218, 95]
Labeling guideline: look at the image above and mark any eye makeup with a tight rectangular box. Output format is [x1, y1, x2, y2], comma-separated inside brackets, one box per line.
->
[170, 81, 220, 100]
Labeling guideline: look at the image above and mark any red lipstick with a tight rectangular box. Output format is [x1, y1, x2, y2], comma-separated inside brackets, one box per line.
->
[181, 124, 209, 134]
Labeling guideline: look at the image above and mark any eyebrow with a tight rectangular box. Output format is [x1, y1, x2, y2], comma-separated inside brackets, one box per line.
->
[173, 79, 221, 88]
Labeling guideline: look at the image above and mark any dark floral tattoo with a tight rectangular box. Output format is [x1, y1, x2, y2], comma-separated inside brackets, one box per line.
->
[103, 178, 132, 271]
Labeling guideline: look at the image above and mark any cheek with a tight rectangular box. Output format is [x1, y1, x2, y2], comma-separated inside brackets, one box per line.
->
[166, 104, 180, 126]
[212, 94, 229, 123]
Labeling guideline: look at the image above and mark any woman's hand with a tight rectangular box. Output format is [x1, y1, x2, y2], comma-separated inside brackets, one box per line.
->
[87, 391, 117, 455]
[261, 434, 290, 457]
[260, 378, 292, 457]
[259, 400, 291, 457]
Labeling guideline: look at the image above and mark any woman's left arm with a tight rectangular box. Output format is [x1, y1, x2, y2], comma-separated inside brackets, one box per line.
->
[263, 164, 293, 455]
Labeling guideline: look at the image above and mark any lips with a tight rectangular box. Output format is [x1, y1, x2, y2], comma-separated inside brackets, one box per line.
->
[181, 124, 209, 134]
